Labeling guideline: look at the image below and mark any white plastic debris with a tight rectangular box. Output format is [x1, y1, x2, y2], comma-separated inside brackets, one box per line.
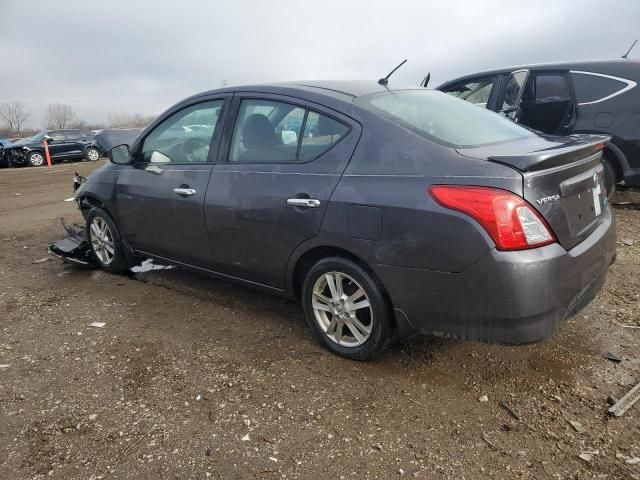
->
[64, 197, 75, 202]
[131, 259, 174, 273]
[241, 434, 250, 441]
[478, 395, 489, 402]
[269, 457, 278, 463]
[89, 322, 106, 328]
[0, 364, 11, 369]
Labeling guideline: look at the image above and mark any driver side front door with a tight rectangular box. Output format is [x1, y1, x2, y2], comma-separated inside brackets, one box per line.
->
[115, 96, 230, 267]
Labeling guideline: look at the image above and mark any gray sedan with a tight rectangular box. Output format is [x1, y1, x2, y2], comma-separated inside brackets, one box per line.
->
[72, 81, 616, 360]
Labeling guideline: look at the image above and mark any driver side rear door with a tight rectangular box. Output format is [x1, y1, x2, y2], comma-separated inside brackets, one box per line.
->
[115, 95, 230, 267]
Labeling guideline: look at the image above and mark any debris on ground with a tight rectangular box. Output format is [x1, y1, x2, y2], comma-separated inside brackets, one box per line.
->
[603, 352, 622, 362]
[89, 322, 106, 328]
[478, 395, 488, 402]
[608, 381, 640, 417]
[31, 257, 50, 264]
[567, 419, 586, 433]
[578, 450, 599, 462]
[0, 364, 11, 369]
[130, 259, 175, 273]
[500, 400, 522, 421]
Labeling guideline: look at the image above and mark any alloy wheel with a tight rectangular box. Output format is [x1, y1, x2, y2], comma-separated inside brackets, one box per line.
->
[87, 149, 99, 161]
[30, 153, 44, 166]
[89, 217, 115, 265]
[312, 271, 373, 347]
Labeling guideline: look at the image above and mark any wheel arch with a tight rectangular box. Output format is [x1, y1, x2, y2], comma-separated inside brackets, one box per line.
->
[288, 244, 392, 307]
[603, 140, 631, 180]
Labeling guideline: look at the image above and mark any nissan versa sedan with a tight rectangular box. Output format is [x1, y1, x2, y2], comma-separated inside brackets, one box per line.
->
[69, 81, 616, 360]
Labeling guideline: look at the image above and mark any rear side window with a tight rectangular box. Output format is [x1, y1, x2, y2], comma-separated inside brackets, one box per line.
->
[500, 70, 528, 113]
[535, 74, 571, 102]
[355, 90, 534, 148]
[229, 99, 348, 163]
[299, 111, 349, 161]
[444, 77, 495, 108]
[570, 71, 633, 104]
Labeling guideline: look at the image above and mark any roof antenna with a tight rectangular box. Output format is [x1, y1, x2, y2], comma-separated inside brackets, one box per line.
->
[378, 59, 407, 87]
[420, 72, 431, 88]
[622, 39, 637, 59]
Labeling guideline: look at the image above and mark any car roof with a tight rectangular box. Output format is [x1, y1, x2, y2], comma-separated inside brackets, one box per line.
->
[183, 80, 417, 105]
[439, 58, 639, 87]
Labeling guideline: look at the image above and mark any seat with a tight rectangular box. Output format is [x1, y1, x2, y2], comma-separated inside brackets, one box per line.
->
[238, 114, 281, 162]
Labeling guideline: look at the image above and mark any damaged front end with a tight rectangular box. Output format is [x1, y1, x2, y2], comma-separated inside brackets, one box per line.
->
[48, 219, 96, 267]
[48, 173, 96, 267]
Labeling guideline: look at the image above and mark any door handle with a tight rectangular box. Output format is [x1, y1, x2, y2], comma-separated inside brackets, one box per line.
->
[174, 187, 196, 196]
[287, 198, 321, 208]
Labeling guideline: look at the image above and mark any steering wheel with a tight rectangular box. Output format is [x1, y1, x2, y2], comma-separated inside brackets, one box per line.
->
[180, 138, 210, 162]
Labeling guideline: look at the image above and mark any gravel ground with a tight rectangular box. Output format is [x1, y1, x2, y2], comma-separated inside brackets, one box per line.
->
[0, 161, 638, 479]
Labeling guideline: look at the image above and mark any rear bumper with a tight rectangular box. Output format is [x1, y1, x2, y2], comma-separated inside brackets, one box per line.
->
[376, 205, 617, 344]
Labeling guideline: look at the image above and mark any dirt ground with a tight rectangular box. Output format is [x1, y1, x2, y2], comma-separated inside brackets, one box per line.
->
[0, 160, 638, 480]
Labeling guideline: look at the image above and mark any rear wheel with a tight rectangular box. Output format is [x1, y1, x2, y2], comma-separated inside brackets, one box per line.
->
[86, 207, 133, 273]
[302, 257, 393, 360]
[27, 151, 45, 167]
[602, 156, 618, 198]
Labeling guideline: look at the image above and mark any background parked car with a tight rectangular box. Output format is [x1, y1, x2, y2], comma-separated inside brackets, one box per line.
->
[437, 59, 640, 195]
[3, 129, 104, 167]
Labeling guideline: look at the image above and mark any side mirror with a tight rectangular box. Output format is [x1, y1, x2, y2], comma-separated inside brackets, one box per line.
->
[109, 144, 131, 164]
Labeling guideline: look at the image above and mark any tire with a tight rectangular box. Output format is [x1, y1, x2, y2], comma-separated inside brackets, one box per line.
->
[302, 257, 393, 361]
[85, 147, 100, 162]
[602, 156, 618, 199]
[86, 207, 133, 273]
[27, 151, 46, 167]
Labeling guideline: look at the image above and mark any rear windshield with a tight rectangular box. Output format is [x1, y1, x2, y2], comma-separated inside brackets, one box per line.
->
[354, 90, 535, 148]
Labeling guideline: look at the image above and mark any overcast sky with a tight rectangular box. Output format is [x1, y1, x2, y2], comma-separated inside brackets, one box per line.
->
[1, 0, 639, 128]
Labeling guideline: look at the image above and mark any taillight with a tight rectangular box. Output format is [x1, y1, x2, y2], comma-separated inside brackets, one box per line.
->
[429, 185, 556, 251]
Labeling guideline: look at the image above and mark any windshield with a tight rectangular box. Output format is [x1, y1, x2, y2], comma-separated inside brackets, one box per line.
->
[354, 90, 535, 148]
[14, 131, 46, 145]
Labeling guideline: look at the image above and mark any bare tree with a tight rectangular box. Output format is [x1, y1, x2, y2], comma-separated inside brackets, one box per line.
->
[0, 101, 30, 134]
[45, 104, 75, 129]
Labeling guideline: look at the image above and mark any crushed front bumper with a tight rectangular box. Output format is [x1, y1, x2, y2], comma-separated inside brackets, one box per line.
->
[48, 219, 96, 267]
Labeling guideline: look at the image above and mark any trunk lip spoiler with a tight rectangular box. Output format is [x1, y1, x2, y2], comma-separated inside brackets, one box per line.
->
[482, 135, 611, 173]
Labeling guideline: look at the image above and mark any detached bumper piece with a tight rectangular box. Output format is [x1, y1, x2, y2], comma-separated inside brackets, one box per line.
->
[48, 219, 96, 267]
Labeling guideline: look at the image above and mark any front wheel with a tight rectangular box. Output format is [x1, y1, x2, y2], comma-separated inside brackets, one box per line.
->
[85, 147, 100, 161]
[86, 207, 134, 273]
[302, 257, 393, 361]
[27, 151, 46, 167]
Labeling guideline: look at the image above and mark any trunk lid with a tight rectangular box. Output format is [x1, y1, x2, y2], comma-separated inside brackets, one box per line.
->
[458, 134, 610, 250]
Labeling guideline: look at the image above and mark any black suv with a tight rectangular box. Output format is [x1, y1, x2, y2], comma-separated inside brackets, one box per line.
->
[438, 59, 640, 193]
[2, 129, 103, 167]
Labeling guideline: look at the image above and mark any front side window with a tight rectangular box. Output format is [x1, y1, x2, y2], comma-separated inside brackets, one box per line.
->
[570, 71, 634, 104]
[49, 133, 66, 142]
[229, 99, 348, 163]
[140, 100, 223, 163]
[355, 90, 535, 148]
[500, 70, 529, 115]
[445, 78, 495, 107]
